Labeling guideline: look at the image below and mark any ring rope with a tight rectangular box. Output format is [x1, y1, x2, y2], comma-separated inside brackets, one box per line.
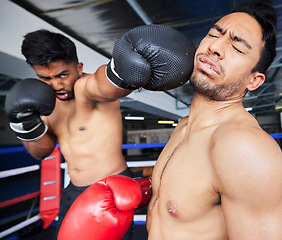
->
[0, 133, 281, 236]
[0, 191, 40, 209]
[0, 132, 281, 155]
[0, 165, 40, 179]
[0, 215, 41, 239]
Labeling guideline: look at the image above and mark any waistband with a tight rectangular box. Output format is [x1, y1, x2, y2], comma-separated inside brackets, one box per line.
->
[68, 167, 134, 190]
[118, 167, 134, 178]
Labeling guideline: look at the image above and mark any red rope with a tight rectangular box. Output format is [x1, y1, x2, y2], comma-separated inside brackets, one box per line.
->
[0, 191, 40, 208]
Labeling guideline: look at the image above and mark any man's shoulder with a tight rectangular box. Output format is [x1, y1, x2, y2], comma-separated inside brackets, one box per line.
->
[211, 116, 282, 185]
[212, 114, 264, 146]
[217, 118, 277, 148]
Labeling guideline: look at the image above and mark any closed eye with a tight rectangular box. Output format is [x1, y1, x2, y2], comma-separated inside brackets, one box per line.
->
[232, 45, 244, 54]
[208, 33, 219, 38]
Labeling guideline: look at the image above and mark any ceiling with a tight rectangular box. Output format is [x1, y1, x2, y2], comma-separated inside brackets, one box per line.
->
[2, 0, 282, 124]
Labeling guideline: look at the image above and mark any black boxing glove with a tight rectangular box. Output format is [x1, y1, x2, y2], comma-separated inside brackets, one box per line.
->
[106, 24, 195, 91]
[4, 78, 56, 141]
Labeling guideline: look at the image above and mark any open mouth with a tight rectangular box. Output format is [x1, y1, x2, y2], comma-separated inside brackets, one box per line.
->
[203, 62, 217, 72]
[198, 56, 220, 77]
[56, 92, 68, 100]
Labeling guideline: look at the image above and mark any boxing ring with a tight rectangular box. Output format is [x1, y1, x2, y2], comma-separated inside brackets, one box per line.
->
[0, 142, 166, 239]
[0, 133, 281, 239]
[0, 146, 61, 239]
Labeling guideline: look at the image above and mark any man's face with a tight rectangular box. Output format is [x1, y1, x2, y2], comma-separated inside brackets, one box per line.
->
[190, 12, 264, 101]
[32, 60, 83, 101]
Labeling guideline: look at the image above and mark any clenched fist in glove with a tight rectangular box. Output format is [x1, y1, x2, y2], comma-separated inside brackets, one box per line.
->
[106, 24, 195, 91]
[4, 78, 56, 141]
[58, 175, 146, 240]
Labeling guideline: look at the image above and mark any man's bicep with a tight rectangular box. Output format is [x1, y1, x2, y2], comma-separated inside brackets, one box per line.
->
[221, 186, 282, 239]
[216, 134, 282, 239]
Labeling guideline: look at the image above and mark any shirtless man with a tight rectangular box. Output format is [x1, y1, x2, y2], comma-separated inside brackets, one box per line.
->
[4, 25, 195, 238]
[147, 1, 282, 239]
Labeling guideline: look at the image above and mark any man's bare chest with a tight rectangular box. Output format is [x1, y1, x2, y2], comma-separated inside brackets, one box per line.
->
[153, 132, 221, 220]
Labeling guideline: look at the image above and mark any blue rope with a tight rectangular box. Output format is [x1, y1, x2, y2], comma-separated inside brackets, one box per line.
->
[0, 133, 281, 155]
[270, 132, 282, 139]
[122, 142, 166, 149]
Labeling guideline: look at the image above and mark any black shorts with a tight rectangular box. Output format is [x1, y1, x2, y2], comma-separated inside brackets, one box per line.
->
[56, 168, 134, 239]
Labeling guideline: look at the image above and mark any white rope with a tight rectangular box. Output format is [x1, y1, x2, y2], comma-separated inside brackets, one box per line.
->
[61, 161, 156, 169]
[134, 214, 146, 222]
[0, 165, 40, 179]
[0, 215, 41, 239]
[0, 157, 155, 180]
[127, 160, 156, 167]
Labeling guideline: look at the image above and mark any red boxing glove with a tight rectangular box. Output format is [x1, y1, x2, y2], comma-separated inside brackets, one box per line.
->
[57, 175, 142, 240]
[135, 177, 152, 209]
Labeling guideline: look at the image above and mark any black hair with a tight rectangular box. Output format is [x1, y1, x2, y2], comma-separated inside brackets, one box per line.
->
[21, 29, 79, 66]
[233, 0, 277, 74]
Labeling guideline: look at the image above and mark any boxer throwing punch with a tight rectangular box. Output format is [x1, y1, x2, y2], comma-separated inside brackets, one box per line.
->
[147, 1, 282, 239]
[5, 25, 195, 239]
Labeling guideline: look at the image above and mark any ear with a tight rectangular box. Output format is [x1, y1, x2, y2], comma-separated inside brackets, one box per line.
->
[77, 62, 83, 76]
[247, 72, 265, 91]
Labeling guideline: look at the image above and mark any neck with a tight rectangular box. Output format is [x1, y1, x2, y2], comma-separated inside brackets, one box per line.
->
[187, 92, 245, 130]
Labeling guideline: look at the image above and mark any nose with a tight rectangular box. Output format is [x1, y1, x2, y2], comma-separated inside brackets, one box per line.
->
[50, 79, 63, 91]
[208, 38, 225, 60]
